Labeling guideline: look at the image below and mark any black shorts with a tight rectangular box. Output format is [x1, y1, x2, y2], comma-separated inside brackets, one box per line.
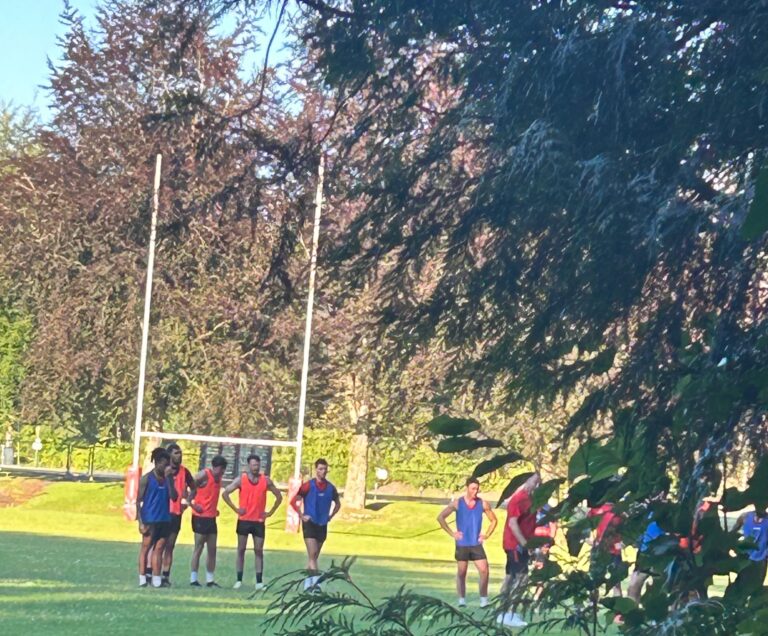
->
[169, 513, 182, 535]
[505, 548, 530, 576]
[455, 545, 487, 562]
[302, 519, 328, 543]
[192, 516, 218, 535]
[236, 520, 266, 538]
[142, 521, 172, 545]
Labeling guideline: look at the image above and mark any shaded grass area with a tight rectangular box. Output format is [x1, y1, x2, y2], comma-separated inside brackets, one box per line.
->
[0, 479, 595, 634]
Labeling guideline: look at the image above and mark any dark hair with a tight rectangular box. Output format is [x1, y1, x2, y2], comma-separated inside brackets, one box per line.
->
[466, 477, 480, 487]
[211, 455, 228, 469]
[246, 454, 261, 464]
[166, 443, 181, 453]
[315, 458, 328, 468]
[151, 447, 170, 463]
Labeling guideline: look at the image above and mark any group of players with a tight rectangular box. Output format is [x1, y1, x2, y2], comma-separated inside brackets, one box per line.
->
[437, 473, 768, 628]
[137, 448, 768, 628]
[135, 445, 340, 590]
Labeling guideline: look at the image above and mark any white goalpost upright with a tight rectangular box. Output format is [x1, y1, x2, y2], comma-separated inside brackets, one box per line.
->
[129, 153, 324, 492]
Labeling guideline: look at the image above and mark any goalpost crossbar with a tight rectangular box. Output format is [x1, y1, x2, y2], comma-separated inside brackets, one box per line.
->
[137, 430, 298, 449]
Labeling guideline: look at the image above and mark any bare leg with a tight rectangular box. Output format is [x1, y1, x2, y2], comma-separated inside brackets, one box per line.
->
[151, 537, 167, 578]
[138, 533, 152, 577]
[456, 560, 468, 598]
[236, 533, 248, 575]
[190, 532, 206, 575]
[205, 533, 217, 576]
[475, 559, 489, 597]
[304, 537, 320, 572]
[253, 535, 265, 579]
[162, 531, 179, 576]
[628, 571, 650, 603]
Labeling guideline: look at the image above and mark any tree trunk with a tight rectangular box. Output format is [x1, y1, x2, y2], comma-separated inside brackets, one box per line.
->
[343, 433, 369, 510]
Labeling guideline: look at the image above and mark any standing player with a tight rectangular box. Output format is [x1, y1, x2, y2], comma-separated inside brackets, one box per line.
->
[588, 501, 624, 597]
[734, 505, 768, 584]
[290, 458, 341, 590]
[222, 454, 284, 591]
[160, 443, 197, 586]
[497, 472, 542, 629]
[136, 447, 178, 588]
[437, 477, 498, 608]
[190, 454, 227, 587]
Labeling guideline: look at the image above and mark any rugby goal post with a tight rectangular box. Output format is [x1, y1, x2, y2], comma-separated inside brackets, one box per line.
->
[124, 154, 324, 534]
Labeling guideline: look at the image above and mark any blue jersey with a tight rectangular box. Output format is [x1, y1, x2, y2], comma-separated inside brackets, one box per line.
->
[742, 512, 768, 562]
[141, 472, 171, 523]
[456, 497, 484, 547]
[303, 479, 336, 526]
[640, 520, 664, 553]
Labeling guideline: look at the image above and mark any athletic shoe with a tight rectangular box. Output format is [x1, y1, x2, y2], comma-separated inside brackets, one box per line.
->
[479, 597, 489, 608]
[160, 579, 172, 588]
[457, 598, 466, 607]
[233, 581, 242, 589]
[190, 581, 202, 587]
[496, 612, 527, 628]
[254, 582, 266, 592]
[139, 582, 148, 588]
[206, 581, 221, 588]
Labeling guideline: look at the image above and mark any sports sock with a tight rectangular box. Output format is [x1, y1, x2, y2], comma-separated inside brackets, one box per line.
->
[190, 571, 198, 583]
[144, 567, 152, 578]
[205, 570, 215, 583]
[256, 572, 263, 584]
[139, 574, 147, 585]
[162, 570, 170, 579]
[152, 575, 162, 588]
[236, 571, 243, 582]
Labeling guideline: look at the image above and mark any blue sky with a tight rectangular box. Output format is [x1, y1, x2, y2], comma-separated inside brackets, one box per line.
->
[0, 0, 99, 112]
[0, 1, 287, 117]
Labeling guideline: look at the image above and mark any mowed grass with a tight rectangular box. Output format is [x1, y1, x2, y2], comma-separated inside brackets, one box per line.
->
[0, 478, 602, 635]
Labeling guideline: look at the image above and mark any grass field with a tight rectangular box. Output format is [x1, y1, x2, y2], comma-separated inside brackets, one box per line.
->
[0, 478, 614, 635]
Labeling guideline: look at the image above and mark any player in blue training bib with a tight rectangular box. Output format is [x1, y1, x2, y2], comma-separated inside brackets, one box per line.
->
[735, 505, 768, 584]
[437, 477, 498, 608]
[290, 458, 341, 590]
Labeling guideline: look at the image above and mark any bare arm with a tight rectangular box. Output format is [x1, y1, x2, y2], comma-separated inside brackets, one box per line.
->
[165, 466, 178, 502]
[189, 470, 208, 513]
[222, 476, 243, 515]
[329, 487, 341, 521]
[136, 474, 149, 530]
[733, 512, 747, 534]
[437, 503, 460, 539]
[290, 485, 304, 515]
[264, 477, 283, 518]
[481, 501, 498, 541]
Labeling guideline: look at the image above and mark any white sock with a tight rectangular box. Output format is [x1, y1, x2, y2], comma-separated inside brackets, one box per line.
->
[190, 571, 198, 583]
[458, 597, 466, 605]
[152, 575, 162, 588]
[139, 574, 147, 585]
[480, 596, 489, 607]
[303, 577, 311, 590]
[206, 570, 215, 583]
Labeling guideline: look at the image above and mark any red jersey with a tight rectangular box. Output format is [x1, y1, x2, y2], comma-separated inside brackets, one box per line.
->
[588, 504, 622, 555]
[238, 472, 268, 522]
[169, 464, 194, 515]
[192, 468, 221, 518]
[503, 489, 536, 551]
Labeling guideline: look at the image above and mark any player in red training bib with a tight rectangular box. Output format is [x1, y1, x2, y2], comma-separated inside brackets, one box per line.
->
[161, 443, 196, 586]
[222, 453, 283, 591]
[497, 472, 541, 629]
[189, 454, 227, 587]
